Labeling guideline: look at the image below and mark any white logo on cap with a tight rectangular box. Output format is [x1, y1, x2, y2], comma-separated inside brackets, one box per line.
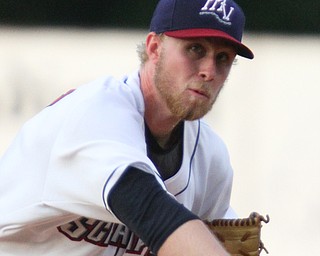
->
[200, 0, 235, 25]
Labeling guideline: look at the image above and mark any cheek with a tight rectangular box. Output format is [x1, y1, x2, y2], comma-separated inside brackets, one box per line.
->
[160, 48, 198, 85]
[170, 58, 197, 82]
[165, 49, 194, 70]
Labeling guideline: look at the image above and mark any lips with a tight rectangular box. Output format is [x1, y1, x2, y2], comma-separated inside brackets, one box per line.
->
[188, 88, 210, 99]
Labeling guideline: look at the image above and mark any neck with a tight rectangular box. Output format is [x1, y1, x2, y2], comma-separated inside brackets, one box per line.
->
[140, 67, 181, 147]
[146, 119, 181, 149]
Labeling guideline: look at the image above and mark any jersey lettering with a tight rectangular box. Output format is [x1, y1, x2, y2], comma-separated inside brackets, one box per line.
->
[58, 217, 152, 255]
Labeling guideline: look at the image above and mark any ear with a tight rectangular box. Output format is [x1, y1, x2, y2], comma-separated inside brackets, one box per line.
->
[145, 32, 163, 63]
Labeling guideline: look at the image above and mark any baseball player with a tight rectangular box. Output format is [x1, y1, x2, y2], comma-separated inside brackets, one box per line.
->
[0, 0, 253, 255]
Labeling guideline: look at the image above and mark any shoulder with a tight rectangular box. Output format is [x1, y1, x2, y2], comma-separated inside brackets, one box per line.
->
[29, 71, 146, 149]
[74, 71, 143, 111]
[46, 71, 144, 119]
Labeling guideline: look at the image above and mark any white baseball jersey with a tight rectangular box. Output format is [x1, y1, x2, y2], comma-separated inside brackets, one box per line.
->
[0, 71, 234, 255]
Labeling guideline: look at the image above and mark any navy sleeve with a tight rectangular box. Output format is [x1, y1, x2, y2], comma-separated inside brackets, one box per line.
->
[107, 167, 199, 254]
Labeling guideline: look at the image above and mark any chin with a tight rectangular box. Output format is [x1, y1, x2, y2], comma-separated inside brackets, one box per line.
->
[183, 110, 208, 121]
[184, 104, 213, 120]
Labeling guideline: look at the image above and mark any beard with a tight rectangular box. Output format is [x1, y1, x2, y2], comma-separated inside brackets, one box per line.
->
[153, 53, 222, 121]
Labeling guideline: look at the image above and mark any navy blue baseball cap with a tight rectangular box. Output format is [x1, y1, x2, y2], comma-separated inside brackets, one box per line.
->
[150, 0, 254, 59]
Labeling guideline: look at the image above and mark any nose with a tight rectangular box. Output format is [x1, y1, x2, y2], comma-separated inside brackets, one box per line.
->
[198, 58, 216, 81]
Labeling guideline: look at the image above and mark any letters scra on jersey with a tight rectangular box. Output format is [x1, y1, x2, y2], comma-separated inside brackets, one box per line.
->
[58, 217, 153, 255]
[200, 0, 235, 25]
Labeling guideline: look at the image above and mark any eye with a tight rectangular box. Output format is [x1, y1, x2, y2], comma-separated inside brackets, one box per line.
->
[216, 52, 230, 63]
[187, 44, 206, 59]
[216, 51, 235, 66]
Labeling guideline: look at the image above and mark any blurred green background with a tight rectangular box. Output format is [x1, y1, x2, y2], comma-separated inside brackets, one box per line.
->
[0, 0, 319, 33]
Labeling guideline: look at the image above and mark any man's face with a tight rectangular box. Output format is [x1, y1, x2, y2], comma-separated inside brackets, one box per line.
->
[154, 36, 236, 121]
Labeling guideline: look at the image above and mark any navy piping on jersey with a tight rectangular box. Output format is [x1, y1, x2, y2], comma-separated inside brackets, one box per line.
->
[102, 167, 119, 211]
[174, 120, 200, 197]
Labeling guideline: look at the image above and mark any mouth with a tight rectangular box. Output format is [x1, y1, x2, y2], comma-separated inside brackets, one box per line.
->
[188, 88, 210, 99]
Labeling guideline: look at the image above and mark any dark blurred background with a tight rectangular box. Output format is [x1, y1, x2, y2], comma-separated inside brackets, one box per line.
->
[0, 0, 319, 34]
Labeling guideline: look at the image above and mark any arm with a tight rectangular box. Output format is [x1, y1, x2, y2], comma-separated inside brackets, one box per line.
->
[108, 167, 229, 255]
[158, 219, 229, 256]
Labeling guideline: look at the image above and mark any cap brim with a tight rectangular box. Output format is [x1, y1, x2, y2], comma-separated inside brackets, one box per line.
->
[164, 29, 254, 59]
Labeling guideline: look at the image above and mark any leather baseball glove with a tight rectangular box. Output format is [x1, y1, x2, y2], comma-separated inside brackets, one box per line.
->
[205, 212, 270, 256]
